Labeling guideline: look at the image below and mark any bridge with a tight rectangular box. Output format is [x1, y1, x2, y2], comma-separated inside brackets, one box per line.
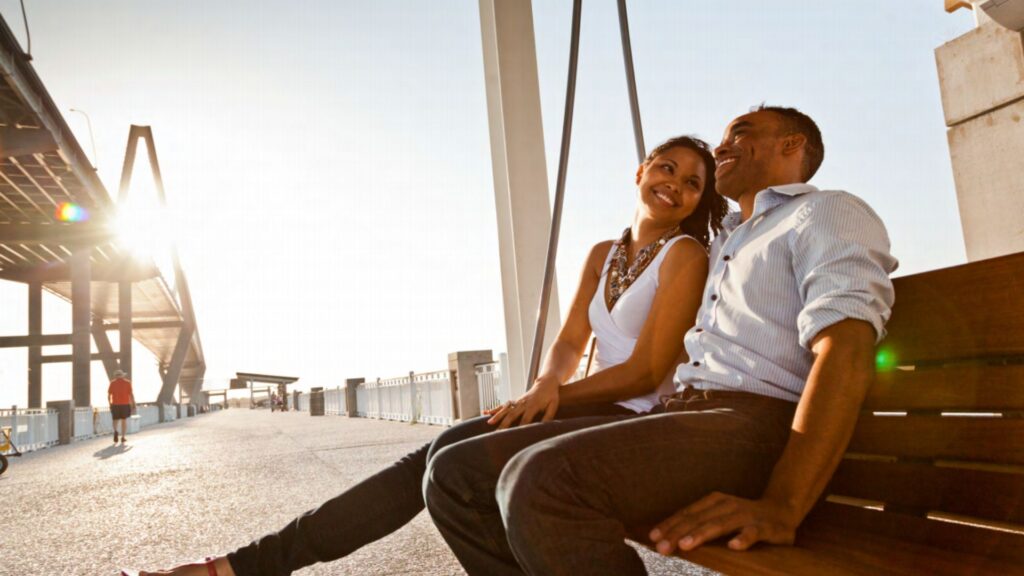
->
[0, 16, 205, 410]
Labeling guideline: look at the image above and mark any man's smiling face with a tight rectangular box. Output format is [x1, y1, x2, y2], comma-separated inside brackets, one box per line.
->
[713, 110, 787, 203]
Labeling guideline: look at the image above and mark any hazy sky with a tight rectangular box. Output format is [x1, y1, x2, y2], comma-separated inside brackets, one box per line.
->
[0, 1, 974, 407]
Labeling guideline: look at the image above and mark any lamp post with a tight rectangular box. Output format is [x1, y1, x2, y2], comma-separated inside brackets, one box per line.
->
[68, 108, 98, 170]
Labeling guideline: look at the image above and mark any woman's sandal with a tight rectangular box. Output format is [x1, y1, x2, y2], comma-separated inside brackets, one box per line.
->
[119, 556, 219, 576]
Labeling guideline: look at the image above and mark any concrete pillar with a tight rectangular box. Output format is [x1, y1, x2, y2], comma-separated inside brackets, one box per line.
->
[70, 246, 92, 407]
[46, 400, 74, 445]
[478, 0, 561, 400]
[448, 350, 493, 421]
[27, 282, 42, 409]
[309, 387, 325, 416]
[345, 378, 363, 417]
[935, 17, 1024, 260]
[119, 281, 132, 378]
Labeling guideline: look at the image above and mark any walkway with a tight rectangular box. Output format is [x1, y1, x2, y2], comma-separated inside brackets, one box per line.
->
[2, 410, 713, 575]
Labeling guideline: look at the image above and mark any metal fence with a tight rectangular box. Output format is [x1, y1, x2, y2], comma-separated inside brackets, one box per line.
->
[412, 370, 453, 426]
[137, 405, 160, 427]
[376, 376, 410, 422]
[1, 401, 197, 455]
[1, 408, 59, 453]
[476, 353, 510, 412]
[324, 386, 347, 415]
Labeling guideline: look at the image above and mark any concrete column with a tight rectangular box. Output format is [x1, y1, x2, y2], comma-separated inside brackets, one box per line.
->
[70, 246, 92, 407]
[448, 350, 493, 421]
[27, 282, 42, 409]
[119, 281, 132, 378]
[46, 400, 74, 445]
[310, 387, 325, 416]
[936, 18, 1024, 260]
[345, 378, 363, 417]
[478, 0, 561, 400]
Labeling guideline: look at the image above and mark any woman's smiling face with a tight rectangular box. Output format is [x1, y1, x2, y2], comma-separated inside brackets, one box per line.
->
[635, 146, 707, 225]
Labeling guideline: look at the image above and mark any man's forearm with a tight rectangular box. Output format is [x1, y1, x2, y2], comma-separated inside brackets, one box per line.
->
[761, 319, 876, 521]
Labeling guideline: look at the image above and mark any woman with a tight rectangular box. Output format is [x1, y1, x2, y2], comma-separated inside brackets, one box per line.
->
[127, 135, 727, 576]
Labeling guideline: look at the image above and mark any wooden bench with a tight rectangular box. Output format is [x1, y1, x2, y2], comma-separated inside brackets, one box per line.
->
[667, 251, 1024, 575]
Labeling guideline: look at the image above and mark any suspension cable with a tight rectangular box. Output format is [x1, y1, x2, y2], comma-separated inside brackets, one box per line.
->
[527, 0, 583, 388]
[617, 0, 645, 164]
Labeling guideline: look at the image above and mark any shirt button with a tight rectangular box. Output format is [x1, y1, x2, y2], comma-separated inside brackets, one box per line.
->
[695, 328, 703, 333]
[692, 361, 701, 367]
[723, 255, 731, 262]
[710, 294, 718, 301]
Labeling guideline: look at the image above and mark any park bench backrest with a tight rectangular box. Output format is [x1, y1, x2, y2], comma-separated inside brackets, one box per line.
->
[815, 251, 1024, 564]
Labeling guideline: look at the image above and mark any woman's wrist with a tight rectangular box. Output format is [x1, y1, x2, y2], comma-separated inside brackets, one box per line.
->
[532, 375, 561, 390]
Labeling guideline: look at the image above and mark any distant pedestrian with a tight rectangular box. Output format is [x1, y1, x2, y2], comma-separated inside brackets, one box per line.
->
[108, 370, 136, 445]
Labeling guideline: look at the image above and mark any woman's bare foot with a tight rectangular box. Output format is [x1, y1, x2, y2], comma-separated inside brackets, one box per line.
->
[124, 555, 235, 576]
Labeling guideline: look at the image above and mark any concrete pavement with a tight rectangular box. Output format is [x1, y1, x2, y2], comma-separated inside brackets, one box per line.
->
[2, 409, 715, 575]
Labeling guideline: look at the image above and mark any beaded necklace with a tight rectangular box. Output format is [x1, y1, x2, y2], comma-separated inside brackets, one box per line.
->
[605, 225, 682, 310]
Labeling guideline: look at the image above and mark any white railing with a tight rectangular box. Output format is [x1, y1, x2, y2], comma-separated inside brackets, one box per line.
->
[365, 380, 381, 419]
[413, 370, 453, 426]
[378, 376, 412, 422]
[1, 408, 59, 453]
[324, 386, 347, 415]
[73, 407, 94, 439]
[161, 404, 177, 422]
[355, 383, 371, 417]
[1, 401, 207, 457]
[476, 362, 503, 412]
[476, 352, 511, 412]
[93, 408, 114, 436]
[137, 405, 160, 427]
[296, 393, 310, 412]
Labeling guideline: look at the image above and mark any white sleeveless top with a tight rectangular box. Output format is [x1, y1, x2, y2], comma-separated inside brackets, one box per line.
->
[587, 235, 695, 413]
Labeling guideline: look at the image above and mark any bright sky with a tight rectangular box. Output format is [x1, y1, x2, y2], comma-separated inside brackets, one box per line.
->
[0, 1, 975, 407]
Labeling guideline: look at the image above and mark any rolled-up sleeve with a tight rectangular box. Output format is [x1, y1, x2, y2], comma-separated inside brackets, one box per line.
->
[791, 192, 898, 349]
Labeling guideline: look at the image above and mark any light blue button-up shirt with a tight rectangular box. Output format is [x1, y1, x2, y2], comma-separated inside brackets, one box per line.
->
[674, 184, 898, 402]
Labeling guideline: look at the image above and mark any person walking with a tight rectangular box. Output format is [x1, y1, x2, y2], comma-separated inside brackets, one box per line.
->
[108, 370, 136, 445]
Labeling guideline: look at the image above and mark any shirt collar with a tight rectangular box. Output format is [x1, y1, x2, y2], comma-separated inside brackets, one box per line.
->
[723, 183, 819, 231]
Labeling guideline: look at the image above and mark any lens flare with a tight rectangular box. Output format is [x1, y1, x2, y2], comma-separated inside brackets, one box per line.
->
[55, 202, 89, 222]
[875, 348, 897, 372]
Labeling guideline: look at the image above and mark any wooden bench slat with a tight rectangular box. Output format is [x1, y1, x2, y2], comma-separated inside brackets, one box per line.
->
[866, 363, 1024, 412]
[804, 501, 1024, 565]
[848, 414, 1024, 465]
[882, 252, 1024, 364]
[666, 541, 881, 576]
[827, 458, 1024, 524]
[656, 517, 1024, 576]
[678, 535, 1018, 576]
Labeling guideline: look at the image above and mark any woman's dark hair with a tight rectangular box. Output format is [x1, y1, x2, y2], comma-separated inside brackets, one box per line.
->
[645, 135, 729, 249]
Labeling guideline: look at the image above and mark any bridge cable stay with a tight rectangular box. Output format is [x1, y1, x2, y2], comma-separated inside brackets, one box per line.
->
[527, 0, 646, 387]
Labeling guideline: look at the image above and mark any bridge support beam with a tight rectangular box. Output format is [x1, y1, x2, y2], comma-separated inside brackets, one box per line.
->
[119, 281, 132, 378]
[156, 321, 195, 405]
[27, 282, 42, 408]
[478, 0, 560, 399]
[70, 246, 92, 407]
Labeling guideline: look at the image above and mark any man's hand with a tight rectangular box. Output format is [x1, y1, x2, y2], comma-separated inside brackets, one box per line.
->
[648, 491, 801, 554]
[486, 377, 560, 429]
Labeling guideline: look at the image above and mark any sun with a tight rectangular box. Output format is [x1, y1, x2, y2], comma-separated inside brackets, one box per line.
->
[111, 200, 177, 263]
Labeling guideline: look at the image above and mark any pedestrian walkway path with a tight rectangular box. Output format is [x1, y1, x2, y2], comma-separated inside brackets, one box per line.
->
[2, 410, 712, 575]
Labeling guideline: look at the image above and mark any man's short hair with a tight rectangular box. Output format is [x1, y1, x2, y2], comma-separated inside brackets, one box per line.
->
[754, 105, 824, 181]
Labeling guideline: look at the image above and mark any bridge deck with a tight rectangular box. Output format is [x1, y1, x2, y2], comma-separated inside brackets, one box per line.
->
[2, 410, 708, 575]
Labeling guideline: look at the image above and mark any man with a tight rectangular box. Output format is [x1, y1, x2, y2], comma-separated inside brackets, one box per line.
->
[423, 105, 898, 575]
[108, 369, 136, 445]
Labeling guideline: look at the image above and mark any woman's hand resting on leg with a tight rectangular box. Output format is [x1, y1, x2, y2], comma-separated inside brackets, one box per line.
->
[485, 377, 561, 429]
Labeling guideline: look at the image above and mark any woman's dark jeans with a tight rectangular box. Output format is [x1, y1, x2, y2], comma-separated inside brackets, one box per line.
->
[226, 402, 632, 575]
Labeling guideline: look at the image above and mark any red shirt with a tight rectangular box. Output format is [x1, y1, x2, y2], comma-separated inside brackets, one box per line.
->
[108, 378, 133, 405]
